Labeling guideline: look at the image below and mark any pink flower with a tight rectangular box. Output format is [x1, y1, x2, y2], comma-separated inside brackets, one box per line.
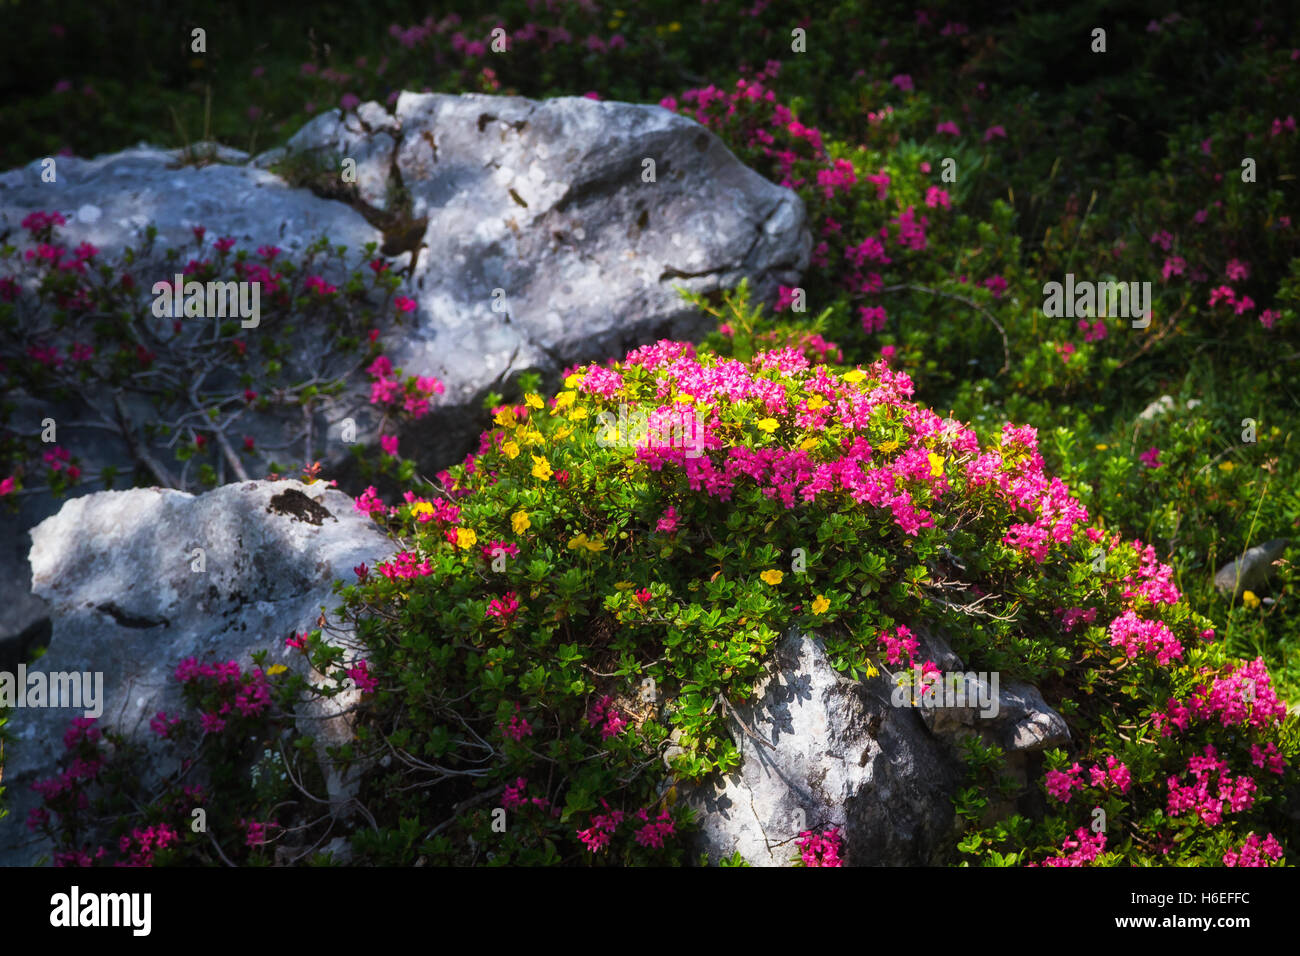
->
[924, 186, 951, 209]
[380, 434, 399, 456]
[983, 125, 1007, 142]
[935, 121, 961, 137]
[346, 660, 378, 694]
[1138, 446, 1162, 469]
[199, 712, 226, 734]
[656, 506, 679, 533]
[982, 275, 1006, 298]
[859, 305, 888, 333]
[890, 74, 914, 91]
[394, 295, 417, 313]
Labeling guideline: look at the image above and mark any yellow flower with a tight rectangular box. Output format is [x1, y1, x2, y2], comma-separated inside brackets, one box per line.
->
[266, 664, 288, 676]
[502, 440, 520, 460]
[411, 501, 434, 517]
[554, 391, 576, 410]
[757, 418, 779, 433]
[1095, 443, 1109, 451]
[843, 370, 867, 384]
[811, 595, 830, 615]
[512, 511, 531, 534]
[806, 395, 827, 410]
[1218, 461, 1235, 472]
[553, 425, 574, 442]
[564, 372, 585, 389]
[568, 407, 588, 422]
[760, 569, 784, 586]
[1242, 590, 1261, 609]
[928, 452, 945, 477]
[456, 528, 477, 549]
[519, 429, 545, 446]
[569, 533, 605, 552]
[675, 393, 695, 404]
[877, 440, 900, 454]
[531, 456, 553, 481]
[494, 408, 517, 429]
[614, 580, 635, 591]
[800, 437, 820, 451]
[524, 393, 544, 409]
[668, 20, 682, 31]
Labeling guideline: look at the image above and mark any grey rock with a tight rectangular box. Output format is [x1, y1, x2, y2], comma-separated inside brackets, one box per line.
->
[0, 92, 808, 633]
[1214, 538, 1290, 598]
[681, 627, 1068, 866]
[0, 480, 396, 865]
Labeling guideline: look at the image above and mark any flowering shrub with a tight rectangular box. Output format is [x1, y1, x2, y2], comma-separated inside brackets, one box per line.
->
[3, 1, 1298, 868]
[0, 219, 430, 502]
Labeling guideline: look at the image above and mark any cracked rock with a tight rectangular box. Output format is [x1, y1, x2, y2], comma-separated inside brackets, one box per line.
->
[0, 480, 396, 865]
[680, 626, 1068, 866]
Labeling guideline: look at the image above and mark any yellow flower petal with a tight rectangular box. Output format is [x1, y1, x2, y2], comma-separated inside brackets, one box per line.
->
[757, 418, 779, 433]
[568, 533, 589, 550]
[760, 569, 784, 586]
[531, 456, 553, 481]
[456, 528, 477, 549]
[494, 408, 516, 429]
[411, 501, 434, 516]
[1218, 461, 1234, 472]
[1242, 590, 1260, 609]
[512, 511, 531, 534]
[584, 537, 607, 553]
[525, 393, 544, 409]
[554, 391, 576, 409]
[843, 370, 867, 384]
[568, 407, 588, 422]
[502, 441, 520, 460]
[675, 393, 695, 404]
[806, 395, 827, 410]
[800, 437, 819, 451]
[266, 664, 288, 676]
[928, 452, 945, 477]
[564, 373, 585, 389]
[1095, 443, 1109, 451]
[811, 595, 830, 615]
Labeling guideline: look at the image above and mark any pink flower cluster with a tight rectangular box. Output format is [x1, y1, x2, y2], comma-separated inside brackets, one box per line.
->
[1223, 833, 1284, 867]
[1121, 543, 1181, 605]
[1107, 610, 1184, 666]
[366, 355, 444, 419]
[1166, 746, 1257, 826]
[346, 660, 378, 694]
[118, 823, 179, 866]
[578, 365, 625, 398]
[375, 551, 434, 579]
[795, 827, 843, 866]
[501, 777, 560, 816]
[1045, 755, 1131, 803]
[1055, 606, 1098, 633]
[1154, 658, 1288, 735]
[588, 695, 628, 741]
[501, 704, 532, 742]
[575, 801, 676, 854]
[487, 591, 520, 621]
[1035, 827, 1106, 867]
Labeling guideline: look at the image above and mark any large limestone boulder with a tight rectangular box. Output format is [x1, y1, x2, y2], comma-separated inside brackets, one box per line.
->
[0, 480, 395, 865]
[681, 628, 1069, 866]
[0, 92, 808, 648]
